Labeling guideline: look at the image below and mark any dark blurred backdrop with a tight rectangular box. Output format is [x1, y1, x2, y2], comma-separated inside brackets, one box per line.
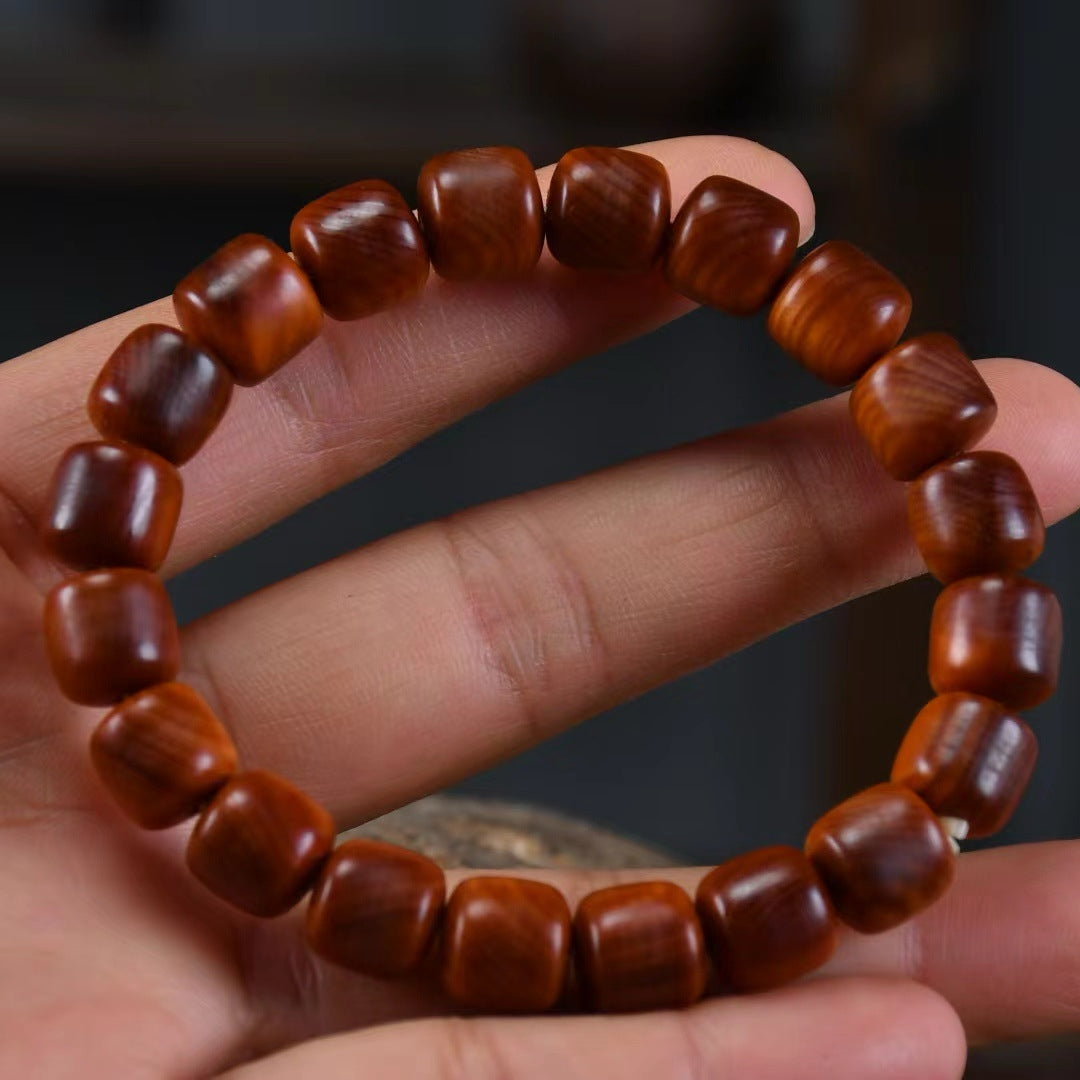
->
[1, 1, 1077, 1075]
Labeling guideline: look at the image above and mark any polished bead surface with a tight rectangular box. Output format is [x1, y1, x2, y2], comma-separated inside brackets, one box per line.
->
[306, 839, 445, 978]
[88, 323, 234, 465]
[574, 882, 707, 1013]
[907, 451, 1044, 584]
[173, 234, 323, 386]
[186, 770, 335, 918]
[44, 569, 180, 706]
[695, 845, 837, 992]
[850, 332, 996, 480]
[441, 877, 571, 1013]
[767, 240, 912, 385]
[417, 146, 543, 281]
[805, 783, 955, 933]
[664, 175, 799, 315]
[90, 682, 237, 830]
[41, 441, 182, 572]
[929, 574, 1062, 709]
[892, 692, 1037, 838]
[546, 147, 671, 273]
[290, 180, 429, 321]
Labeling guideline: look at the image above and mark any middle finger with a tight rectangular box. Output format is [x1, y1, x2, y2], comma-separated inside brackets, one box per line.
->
[178, 358, 1080, 825]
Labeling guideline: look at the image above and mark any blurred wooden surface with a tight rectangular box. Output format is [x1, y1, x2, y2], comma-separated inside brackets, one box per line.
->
[345, 794, 680, 869]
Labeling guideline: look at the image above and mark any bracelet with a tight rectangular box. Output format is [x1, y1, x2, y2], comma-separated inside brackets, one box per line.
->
[38, 143, 1058, 1015]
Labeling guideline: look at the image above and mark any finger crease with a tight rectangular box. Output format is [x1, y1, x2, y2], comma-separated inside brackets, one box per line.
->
[437, 504, 614, 747]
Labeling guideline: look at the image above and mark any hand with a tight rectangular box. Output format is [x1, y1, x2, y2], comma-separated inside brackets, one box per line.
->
[1, 136, 1078, 1080]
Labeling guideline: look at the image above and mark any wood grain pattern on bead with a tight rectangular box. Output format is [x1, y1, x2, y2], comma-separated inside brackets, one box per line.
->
[768, 240, 912, 385]
[417, 146, 543, 281]
[88, 323, 234, 465]
[892, 692, 1037, 838]
[441, 877, 571, 1013]
[174, 234, 323, 386]
[41, 441, 182, 572]
[90, 682, 237, 829]
[664, 175, 799, 315]
[929, 573, 1062, 709]
[546, 147, 671, 273]
[306, 839, 445, 978]
[186, 770, 335, 918]
[850, 332, 996, 480]
[44, 569, 180, 706]
[290, 180, 429, 321]
[907, 451, 1044, 584]
[695, 845, 837, 991]
[805, 783, 954, 933]
[574, 881, 707, 1013]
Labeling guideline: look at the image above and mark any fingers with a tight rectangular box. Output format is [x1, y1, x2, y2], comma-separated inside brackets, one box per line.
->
[179, 359, 1080, 823]
[439, 841, 1080, 1044]
[826, 840, 1080, 1044]
[0, 136, 814, 579]
[242, 843, 1080, 1052]
[222, 977, 965, 1080]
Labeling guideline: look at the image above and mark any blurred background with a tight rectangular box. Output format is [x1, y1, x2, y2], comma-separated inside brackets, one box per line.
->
[0, 1, 1076, 1074]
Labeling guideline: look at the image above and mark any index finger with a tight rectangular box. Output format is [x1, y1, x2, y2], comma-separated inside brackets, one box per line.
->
[0, 136, 814, 580]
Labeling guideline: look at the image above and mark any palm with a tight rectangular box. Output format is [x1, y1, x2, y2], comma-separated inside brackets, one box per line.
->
[1, 135, 1079, 1078]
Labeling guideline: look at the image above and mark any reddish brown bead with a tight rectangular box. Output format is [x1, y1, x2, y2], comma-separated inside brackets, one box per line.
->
[805, 783, 955, 933]
[417, 146, 543, 281]
[929, 574, 1062, 710]
[664, 176, 800, 315]
[40, 441, 182, 572]
[441, 877, 570, 1013]
[768, 240, 912, 385]
[90, 682, 237, 830]
[695, 846, 837, 992]
[892, 693, 1037, 838]
[173, 234, 323, 386]
[186, 770, 335, 918]
[574, 882, 707, 1013]
[306, 839, 445, 978]
[850, 333, 997, 480]
[44, 569, 180, 706]
[290, 180, 429, 321]
[88, 324, 234, 465]
[907, 451, 1044, 584]
[545, 147, 671, 273]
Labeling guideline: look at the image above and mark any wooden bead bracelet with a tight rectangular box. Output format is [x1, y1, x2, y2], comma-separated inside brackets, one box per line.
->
[38, 144, 1058, 1014]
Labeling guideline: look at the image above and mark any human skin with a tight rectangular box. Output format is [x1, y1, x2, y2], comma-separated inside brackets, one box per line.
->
[1, 135, 1079, 1078]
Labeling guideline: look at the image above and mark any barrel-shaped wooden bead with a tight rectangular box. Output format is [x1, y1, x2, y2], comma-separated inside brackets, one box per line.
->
[186, 770, 335, 918]
[88, 324, 234, 465]
[850, 333, 996, 480]
[546, 147, 670, 273]
[664, 176, 800, 315]
[805, 783, 955, 933]
[768, 240, 912, 385]
[908, 451, 1044, 583]
[44, 569, 180, 706]
[892, 693, 1037, 838]
[417, 146, 543, 281]
[695, 845, 837, 992]
[174, 234, 323, 386]
[441, 877, 571, 1013]
[290, 180, 429, 321]
[306, 839, 445, 978]
[574, 881, 707, 1013]
[929, 574, 1062, 709]
[41, 441, 182, 572]
[90, 682, 237, 829]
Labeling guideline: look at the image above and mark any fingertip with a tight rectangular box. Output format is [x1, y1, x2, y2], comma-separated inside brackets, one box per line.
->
[978, 357, 1080, 524]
